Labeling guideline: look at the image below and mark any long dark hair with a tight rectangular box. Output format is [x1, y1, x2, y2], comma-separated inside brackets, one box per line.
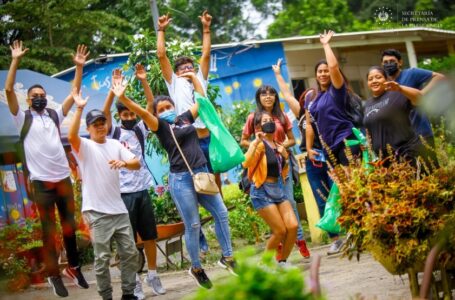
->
[253, 85, 285, 129]
[314, 59, 352, 93]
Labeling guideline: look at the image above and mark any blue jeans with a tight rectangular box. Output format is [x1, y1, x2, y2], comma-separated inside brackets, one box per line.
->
[305, 158, 337, 238]
[169, 166, 233, 268]
[283, 174, 305, 241]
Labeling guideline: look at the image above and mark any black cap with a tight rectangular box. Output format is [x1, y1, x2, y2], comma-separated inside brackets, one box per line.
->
[85, 109, 107, 126]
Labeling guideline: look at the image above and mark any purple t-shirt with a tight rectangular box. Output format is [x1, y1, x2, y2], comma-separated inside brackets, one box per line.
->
[308, 84, 354, 152]
[395, 68, 433, 138]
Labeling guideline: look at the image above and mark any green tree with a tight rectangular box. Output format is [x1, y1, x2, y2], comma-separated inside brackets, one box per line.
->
[267, 0, 356, 38]
[0, 0, 131, 74]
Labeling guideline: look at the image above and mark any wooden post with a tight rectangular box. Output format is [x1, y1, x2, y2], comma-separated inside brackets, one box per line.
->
[295, 153, 324, 244]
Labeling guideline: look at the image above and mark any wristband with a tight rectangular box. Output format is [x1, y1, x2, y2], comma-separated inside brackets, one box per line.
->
[203, 30, 210, 34]
[158, 28, 165, 32]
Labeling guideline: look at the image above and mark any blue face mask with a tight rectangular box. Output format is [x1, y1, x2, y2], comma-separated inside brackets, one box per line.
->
[159, 109, 177, 124]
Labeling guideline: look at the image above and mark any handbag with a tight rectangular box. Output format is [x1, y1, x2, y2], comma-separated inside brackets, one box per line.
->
[169, 124, 219, 195]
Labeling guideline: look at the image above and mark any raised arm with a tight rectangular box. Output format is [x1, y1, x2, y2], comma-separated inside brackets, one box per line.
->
[272, 58, 300, 118]
[111, 81, 159, 132]
[320, 30, 344, 89]
[421, 72, 445, 95]
[177, 71, 203, 119]
[102, 69, 123, 132]
[135, 63, 154, 113]
[156, 14, 173, 84]
[5, 40, 29, 115]
[68, 89, 89, 153]
[62, 44, 90, 116]
[384, 81, 422, 106]
[199, 10, 212, 80]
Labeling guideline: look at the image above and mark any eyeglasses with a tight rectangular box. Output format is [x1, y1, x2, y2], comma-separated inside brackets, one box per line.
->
[178, 65, 194, 71]
[260, 92, 276, 97]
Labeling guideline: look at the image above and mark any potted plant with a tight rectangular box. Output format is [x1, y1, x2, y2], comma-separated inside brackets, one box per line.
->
[333, 139, 455, 296]
[150, 186, 184, 240]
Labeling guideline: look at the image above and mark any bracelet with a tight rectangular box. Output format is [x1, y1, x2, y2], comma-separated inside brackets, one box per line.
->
[157, 28, 165, 32]
[76, 106, 84, 110]
[203, 30, 210, 34]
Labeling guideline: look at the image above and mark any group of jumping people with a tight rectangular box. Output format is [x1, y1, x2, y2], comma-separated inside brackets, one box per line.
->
[4, 9, 443, 300]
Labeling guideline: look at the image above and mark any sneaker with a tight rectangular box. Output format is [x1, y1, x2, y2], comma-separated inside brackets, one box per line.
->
[144, 274, 166, 295]
[217, 256, 238, 276]
[188, 267, 213, 289]
[327, 239, 345, 255]
[121, 294, 138, 300]
[48, 276, 69, 298]
[275, 243, 283, 261]
[134, 277, 145, 300]
[62, 266, 89, 289]
[296, 240, 311, 258]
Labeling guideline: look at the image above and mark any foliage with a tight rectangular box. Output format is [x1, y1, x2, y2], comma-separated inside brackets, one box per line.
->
[218, 184, 269, 244]
[150, 186, 182, 224]
[0, 0, 131, 74]
[188, 247, 323, 300]
[222, 100, 256, 144]
[418, 55, 455, 74]
[335, 138, 455, 274]
[267, 0, 356, 38]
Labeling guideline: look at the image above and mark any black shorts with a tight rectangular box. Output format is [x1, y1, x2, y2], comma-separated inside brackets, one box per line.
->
[121, 190, 158, 241]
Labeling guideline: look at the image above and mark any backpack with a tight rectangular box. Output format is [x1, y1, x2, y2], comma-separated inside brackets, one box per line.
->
[17, 108, 61, 198]
[345, 92, 364, 128]
[111, 125, 158, 186]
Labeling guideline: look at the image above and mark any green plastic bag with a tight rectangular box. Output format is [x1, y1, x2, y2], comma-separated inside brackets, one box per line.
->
[195, 93, 245, 173]
[316, 183, 341, 234]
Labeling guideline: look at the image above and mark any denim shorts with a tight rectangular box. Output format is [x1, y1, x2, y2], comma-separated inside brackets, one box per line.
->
[250, 179, 288, 211]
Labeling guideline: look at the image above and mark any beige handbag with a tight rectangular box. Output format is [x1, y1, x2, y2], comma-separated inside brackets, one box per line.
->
[169, 124, 219, 195]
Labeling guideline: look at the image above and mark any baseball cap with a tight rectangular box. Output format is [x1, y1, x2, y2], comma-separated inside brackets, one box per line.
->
[85, 109, 107, 126]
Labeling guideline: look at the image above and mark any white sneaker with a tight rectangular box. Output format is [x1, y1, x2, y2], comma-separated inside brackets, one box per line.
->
[327, 239, 345, 255]
[144, 274, 166, 295]
[134, 275, 145, 300]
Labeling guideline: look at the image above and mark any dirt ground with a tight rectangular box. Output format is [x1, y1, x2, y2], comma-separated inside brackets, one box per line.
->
[1, 244, 415, 300]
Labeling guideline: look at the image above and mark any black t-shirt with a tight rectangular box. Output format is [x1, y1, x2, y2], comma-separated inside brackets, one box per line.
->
[264, 141, 285, 178]
[154, 110, 207, 173]
[364, 91, 421, 158]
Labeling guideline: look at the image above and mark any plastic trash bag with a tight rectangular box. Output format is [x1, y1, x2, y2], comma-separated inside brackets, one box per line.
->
[195, 93, 245, 173]
[316, 183, 341, 234]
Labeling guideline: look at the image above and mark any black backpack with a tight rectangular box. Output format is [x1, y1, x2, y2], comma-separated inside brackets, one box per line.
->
[111, 125, 158, 185]
[17, 108, 61, 197]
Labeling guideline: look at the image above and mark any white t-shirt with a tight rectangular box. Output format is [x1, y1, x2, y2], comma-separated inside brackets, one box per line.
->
[165, 69, 208, 129]
[75, 138, 135, 214]
[109, 121, 153, 193]
[12, 107, 70, 182]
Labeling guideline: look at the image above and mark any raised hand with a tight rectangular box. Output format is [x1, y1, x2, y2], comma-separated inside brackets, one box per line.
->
[383, 81, 401, 92]
[108, 159, 126, 170]
[111, 81, 127, 98]
[73, 44, 90, 66]
[10, 40, 29, 59]
[71, 88, 89, 108]
[199, 10, 212, 28]
[135, 64, 147, 81]
[158, 13, 172, 30]
[112, 68, 123, 86]
[272, 58, 282, 75]
[177, 71, 196, 81]
[319, 30, 334, 45]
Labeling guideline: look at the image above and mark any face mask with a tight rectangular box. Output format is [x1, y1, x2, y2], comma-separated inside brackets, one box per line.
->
[121, 119, 137, 130]
[159, 109, 177, 124]
[261, 121, 276, 134]
[383, 62, 399, 76]
[31, 97, 47, 112]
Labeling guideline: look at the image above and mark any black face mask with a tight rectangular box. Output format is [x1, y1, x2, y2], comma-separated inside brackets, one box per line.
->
[121, 119, 138, 130]
[261, 121, 276, 134]
[383, 62, 399, 76]
[31, 97, 47, 113]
